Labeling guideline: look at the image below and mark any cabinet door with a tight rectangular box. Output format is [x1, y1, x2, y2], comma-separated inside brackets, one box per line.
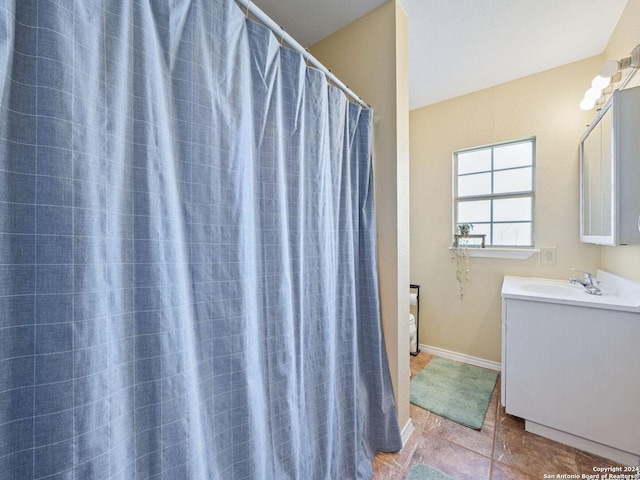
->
[504, 299, 640, 455]
[579, 86, 640, 245]
[580, 103, 614, 244]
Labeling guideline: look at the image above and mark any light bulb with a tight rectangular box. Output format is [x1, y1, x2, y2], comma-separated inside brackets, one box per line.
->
[585, 87, 602, 102]
[591, 75, 611, 90]
[580, 97, 595, 111]
[598, 60, 619, 78]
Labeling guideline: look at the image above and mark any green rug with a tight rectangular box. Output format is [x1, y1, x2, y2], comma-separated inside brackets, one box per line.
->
[406, 463, 454, 480]
[410, 356, 498, 430]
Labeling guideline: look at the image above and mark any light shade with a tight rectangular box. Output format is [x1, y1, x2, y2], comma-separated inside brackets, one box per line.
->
[591, 75, 611, 90]
[598, 60, 620, 78]
[580, 97, 596, 111]
[584, 87, 602, 102]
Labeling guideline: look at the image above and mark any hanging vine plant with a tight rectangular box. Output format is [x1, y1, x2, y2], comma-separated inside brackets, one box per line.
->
[451, 223, 473, 300]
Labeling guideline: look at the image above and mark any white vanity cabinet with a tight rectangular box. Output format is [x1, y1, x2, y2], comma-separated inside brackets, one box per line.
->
[580, 85, 640, 245]
[501, 274, 640, 466]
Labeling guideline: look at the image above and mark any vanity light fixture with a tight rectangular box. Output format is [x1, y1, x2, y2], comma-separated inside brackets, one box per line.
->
[580, 43, 640, 111]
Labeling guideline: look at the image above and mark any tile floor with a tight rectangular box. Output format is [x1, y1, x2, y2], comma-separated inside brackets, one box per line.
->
[372, 352, 627, 479]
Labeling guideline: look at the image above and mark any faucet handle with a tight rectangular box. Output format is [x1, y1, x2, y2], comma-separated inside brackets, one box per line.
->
[571, 268, 592, 275]
[570, 268, 597, 283]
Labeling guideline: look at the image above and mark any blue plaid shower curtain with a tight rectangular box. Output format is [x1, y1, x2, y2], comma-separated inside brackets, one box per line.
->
[0, 1, 402, 478]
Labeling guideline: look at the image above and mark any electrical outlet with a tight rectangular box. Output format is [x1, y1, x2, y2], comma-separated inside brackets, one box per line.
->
[540, 247, 557, 266]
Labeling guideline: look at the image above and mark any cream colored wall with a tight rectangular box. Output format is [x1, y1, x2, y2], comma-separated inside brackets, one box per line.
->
[311, 1, 411, 429]
[410, 58, 603, 363]
[600, 0, 640, 282]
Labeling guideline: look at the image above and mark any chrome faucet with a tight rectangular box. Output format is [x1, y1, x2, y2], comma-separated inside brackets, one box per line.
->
[569, 269, 602, 295]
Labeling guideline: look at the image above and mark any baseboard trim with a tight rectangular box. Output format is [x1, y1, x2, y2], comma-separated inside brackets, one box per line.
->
[418, 344, 501, 372]
[400, 419, 415, 447]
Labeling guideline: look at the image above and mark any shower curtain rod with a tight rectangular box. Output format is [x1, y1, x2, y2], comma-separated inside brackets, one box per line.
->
[235, 0, 370, 109]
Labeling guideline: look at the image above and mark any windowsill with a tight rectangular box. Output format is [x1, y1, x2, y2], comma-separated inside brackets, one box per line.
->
[449, 247, 540, 260]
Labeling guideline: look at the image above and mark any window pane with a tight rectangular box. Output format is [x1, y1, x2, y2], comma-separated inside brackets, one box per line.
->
[494, 167, 532, 194]
[471, 223, 490, 238]
[494, 141, 532, 170]
[454, 138, 534, 247]
[458, 172, 491, 197]
[492, 222, 532, 246]
[461, 222, 489, 247]
[493, 197, 532, 222]
[457, 200, 491, 223]
[457, 149, 491, 174]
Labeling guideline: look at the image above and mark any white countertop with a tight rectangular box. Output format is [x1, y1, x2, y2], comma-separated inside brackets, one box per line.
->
[501, 271, 640, 313]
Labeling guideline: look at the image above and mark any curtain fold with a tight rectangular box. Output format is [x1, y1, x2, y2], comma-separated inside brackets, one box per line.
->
[0, 1, 402, 478]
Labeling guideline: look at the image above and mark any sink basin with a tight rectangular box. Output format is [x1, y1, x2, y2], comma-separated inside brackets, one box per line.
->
[520, 282, 585, 299]
[502, 272, 640, 312]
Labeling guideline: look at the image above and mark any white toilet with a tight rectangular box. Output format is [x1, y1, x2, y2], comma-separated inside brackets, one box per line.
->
[409, 314, 417, 353]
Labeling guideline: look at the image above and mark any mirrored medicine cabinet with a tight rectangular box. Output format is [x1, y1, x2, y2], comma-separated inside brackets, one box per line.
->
[580, 85, 640, 246]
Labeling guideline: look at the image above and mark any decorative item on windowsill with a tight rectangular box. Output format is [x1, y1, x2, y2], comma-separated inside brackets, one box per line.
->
[451, 223, 473, 300]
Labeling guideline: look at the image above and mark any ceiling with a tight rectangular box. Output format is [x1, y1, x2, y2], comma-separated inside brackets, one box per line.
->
[250, 0, 629, 110]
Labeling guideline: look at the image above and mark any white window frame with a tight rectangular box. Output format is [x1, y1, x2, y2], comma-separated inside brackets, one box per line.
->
[453, 137, 536, 248]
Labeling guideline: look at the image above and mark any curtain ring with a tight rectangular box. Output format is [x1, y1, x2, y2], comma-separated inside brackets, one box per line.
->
[245, 0, 251, 18]
[279, 26, 285, 47]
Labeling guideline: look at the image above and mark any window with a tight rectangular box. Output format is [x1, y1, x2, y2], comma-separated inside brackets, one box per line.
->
[454, 138, 535, 247]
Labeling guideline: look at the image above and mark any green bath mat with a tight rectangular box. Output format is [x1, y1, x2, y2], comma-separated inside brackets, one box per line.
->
[410, 356, 498, 430]
[406, 463, 454, 480]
